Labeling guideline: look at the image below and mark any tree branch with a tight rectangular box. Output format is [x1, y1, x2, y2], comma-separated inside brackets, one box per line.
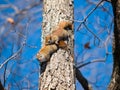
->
[83, 23, 103, 45]
[77, 0, 104, 31]
[0, 44, 24, 69]
[0, 81, 4, 90]
[75, 67, 92, 90]
[76, 58, 106, 68]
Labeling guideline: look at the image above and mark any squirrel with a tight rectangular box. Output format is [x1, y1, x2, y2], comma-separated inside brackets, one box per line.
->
[45, 21, 73, 45]
[36, 44, 58, 62]
[36, 40, 68, 62]
[37, 21, 73, 62]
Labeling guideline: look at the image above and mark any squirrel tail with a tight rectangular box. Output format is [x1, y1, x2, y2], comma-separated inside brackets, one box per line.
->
[58, 21, 73, 30]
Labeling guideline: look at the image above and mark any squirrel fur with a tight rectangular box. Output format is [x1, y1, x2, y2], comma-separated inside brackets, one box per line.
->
[45, 21, 73, 45]
[37, 21, 72, 62]
[36, 44, 58, 62]
[36, 40, 68, 62]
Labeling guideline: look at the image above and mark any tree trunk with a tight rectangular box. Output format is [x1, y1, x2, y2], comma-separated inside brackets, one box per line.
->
[40, 0, 75, 90]
[108, 0, 120, 90]
[0, 82, 4, 90]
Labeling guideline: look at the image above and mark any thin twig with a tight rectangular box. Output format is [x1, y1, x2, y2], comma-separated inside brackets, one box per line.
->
[0, 44, 24, 69]
[13, 2, 41, 16]
[83, 23, 103, 43]
[76, 58, 106, 68]
[77, 0, 104, 31]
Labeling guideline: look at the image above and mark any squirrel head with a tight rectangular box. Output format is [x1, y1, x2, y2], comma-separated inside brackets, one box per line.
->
[36, 53, 46, 62]
[45, 35, 59, 45]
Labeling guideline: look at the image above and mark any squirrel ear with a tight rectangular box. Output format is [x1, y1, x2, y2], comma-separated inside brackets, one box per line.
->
[48, 36, 53, 44]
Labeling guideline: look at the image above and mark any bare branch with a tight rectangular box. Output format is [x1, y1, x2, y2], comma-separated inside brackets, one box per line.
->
[77, 0, 104, 31]
[75, 67, 92, 90]
[0, 4, 11, 8]
[104, 35, 113, 55]
[0, 44, 24, 69]
[83, 23, 103, 45]
[14, 2, 41, 16]
[0, 81, 4, 90]
[76, 58, 106, 68]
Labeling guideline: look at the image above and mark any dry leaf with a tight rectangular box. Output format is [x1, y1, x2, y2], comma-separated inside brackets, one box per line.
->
[7, 18, 14, 24]
[84, 42, 90, 49]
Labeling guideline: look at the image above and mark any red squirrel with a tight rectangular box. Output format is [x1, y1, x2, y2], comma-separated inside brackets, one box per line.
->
[37, 21, 73, 62]
[36, 40, 68, 62]
[36, 44, 58, 62]
[45, 21, 73, 45]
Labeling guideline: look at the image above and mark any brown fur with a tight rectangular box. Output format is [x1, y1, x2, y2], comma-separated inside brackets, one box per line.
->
[45, 21, 73, 45]
[36, 44, 58, 62]
[58, 21, 73, 30]
[58, 40, 67, 50]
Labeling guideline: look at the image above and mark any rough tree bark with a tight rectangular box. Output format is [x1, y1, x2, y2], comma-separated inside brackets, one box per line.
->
[40, 0, 75, 90]
[108, 0, 120, 90]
